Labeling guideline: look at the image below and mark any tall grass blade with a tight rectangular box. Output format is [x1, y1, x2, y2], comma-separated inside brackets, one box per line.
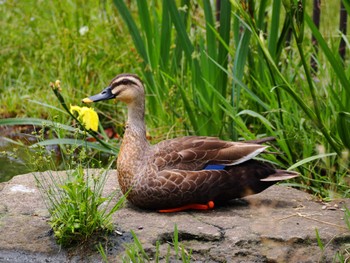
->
[216, 0, 231, 96]
[174, 224, 179, 260]
[342, 0, 350, 14]
[159, 0, 172, 69]
[305, 13, 350, 108]
[136, 0, 154, 67]
[28, 99, 68, 114]
[337, 111, 350, 149]
[237, 110, 275, 132]
[268, 0, 281, 59]
[0, 118, 78, 133]
[167, 0, 204, 92]
[203, 0, 217, 83]
[130, 230, 150, 261]
[112, 0, 148, 65]
[315, 228, 324, 251]
[287, 153, 337, 171]
[167, 0, 193, 60]
[231, 14, 252, 139]
[112, 0, 159, 119]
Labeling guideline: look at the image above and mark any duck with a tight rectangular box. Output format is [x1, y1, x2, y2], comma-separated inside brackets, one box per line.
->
[83, 73, 299, 212]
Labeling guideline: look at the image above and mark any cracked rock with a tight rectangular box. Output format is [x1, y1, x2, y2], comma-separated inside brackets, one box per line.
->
[0, 170, 349, 262]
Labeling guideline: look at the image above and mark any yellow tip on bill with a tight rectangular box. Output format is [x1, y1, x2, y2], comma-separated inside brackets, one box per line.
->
[82, 97, 93, 103]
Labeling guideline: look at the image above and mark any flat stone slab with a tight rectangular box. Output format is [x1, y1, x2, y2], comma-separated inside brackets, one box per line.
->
[0, 170, 349, 262]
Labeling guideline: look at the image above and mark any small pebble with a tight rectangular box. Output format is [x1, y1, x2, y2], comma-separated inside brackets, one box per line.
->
[138, 226, 144, 230]
[115, 230, 123, 236]
[322, 205, 327, 210]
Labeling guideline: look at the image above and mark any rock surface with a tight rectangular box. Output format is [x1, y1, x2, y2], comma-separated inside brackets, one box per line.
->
[0, 170, 349, 262]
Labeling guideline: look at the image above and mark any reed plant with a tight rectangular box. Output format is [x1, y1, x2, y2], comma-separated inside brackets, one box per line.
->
[113, 0, 233, 138]
[112, 0, 349, 198]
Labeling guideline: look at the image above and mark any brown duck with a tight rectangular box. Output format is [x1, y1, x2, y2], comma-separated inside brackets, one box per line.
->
[83, 73, 298, 212]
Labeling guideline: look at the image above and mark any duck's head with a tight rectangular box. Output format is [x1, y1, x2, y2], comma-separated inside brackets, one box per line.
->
[82, 73, 144, 104]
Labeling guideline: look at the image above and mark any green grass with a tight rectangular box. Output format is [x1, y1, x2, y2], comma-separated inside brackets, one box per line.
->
[0, 0, 349, 200]
[0, 0, 138, 129]
[315, 206, 350, 262]
[120, 225, 192, 262]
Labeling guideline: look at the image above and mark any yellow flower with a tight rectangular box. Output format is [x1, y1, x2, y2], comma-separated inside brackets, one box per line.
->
[70, 105, 99, 132]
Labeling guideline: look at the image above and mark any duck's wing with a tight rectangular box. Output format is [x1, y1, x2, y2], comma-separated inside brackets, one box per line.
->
[152, 136, 268, 171]
[133, 160, 299, 210]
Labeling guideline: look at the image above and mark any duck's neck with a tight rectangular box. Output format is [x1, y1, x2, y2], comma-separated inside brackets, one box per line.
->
[117, 100, 149, 193]
[124, 101, 148, 143]
[119, 100, 150, 161]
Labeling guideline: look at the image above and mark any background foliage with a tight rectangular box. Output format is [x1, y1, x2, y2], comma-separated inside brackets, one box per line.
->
[0, 0, 349, 198]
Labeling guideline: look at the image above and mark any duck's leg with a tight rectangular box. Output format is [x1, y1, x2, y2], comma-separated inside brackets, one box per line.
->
[158, 201, 215, 213]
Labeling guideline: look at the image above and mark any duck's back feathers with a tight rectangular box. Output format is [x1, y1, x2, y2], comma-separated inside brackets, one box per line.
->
[153, 136, 267, 171]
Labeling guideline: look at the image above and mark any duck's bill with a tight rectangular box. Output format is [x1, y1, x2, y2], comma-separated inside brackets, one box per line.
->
[82, 86, 114, 103]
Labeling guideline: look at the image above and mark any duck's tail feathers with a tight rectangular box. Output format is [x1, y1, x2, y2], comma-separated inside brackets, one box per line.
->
[260, 170, 299, 182]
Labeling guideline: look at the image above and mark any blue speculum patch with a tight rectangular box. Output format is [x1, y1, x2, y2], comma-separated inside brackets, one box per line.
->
[204, 164, 226, 170]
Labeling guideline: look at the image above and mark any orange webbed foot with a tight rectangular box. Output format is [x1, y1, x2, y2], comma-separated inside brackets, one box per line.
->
[158, 201, 215, 213]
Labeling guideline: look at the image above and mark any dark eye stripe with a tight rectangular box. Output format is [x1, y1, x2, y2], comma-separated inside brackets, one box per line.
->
[109, 74, 141, 88]
[112, 78, 138, 88]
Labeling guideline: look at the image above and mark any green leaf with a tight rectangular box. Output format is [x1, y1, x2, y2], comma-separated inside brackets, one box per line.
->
[136, 0, 155, 68]
[315, 228, 324, 251]
[342, 0, 350, 17]
[305, 13, 350, 105]
[159, 0, 172, 69]
[31, 138, 118, 154]
[28, 99, 68, 114]
[167, 0, 194, 60]
[216, 0, 231, 96]
[287, 153, 337, 171]
[112, 0, 148, 65]
[268, 0, 281, 59]
[237, 110, 275, 131]
[130, 230, 150, 261]
[337, 111, 350, 149]
[0, 118, 78, 133]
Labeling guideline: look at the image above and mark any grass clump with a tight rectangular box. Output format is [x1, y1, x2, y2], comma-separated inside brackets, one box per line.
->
[34, 158, 126, 247]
